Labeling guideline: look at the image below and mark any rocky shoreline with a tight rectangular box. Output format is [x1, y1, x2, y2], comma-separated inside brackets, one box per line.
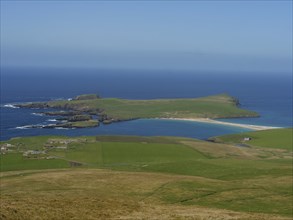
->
[14, 93, 259, 129]
[15, 94, 119, 129]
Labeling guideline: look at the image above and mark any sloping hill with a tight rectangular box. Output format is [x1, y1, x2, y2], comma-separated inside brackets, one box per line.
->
[1, 135, 292, 218]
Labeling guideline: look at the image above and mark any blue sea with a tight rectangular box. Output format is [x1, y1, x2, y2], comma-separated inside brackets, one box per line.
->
[1, 67, 292, 141]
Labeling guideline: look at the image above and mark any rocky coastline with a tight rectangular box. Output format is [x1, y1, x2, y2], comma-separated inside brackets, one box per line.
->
[15, 94, 119, 129]
[14, 93, 259, 129]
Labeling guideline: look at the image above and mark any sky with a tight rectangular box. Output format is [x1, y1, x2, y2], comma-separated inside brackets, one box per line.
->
[1, 1, 292, 73]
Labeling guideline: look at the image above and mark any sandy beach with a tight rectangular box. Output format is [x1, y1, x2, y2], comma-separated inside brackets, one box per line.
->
[159, 118, 282, 131]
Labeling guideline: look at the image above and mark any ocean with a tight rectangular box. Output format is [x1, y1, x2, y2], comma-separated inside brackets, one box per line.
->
[1, 67, 292, 141]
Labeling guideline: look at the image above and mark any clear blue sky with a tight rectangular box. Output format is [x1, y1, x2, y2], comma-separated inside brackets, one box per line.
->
[1, 1, 292, 73]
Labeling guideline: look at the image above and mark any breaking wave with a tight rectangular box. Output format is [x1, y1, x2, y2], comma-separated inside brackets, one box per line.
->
[31, 113, 44, 116]
[14, 123, 46, 129]
[3, 104, 19, 109]
[47, 119, 57, 122]
[15, 125, 33, 129]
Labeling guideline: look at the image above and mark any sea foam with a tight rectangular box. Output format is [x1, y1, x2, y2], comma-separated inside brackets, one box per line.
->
[3, 104, 19, 109]
[15, 125, 32, 129]
[31, 113, 44, 116]
[47, 119, 57, 122]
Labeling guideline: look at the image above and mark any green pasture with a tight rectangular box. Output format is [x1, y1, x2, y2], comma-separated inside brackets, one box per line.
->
[0, 153, 69, 171]
[1, 134, 292, 217]
[210, 128, 293, 150]
[46, 93, 259, 120]
[1, 134, 291, 180]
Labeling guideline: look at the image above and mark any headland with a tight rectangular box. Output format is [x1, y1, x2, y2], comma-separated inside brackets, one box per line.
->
[15, 93, 261, 129]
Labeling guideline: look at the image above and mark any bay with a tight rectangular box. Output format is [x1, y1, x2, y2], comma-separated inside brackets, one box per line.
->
[1, 67, 292, 141]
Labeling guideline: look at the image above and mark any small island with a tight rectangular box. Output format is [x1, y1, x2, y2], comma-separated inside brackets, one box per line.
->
[16, 93, 259, 129]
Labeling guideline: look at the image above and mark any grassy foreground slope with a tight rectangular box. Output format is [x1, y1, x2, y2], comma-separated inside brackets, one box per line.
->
[21, 93, 259, 120]
[1, 134, 292, 219]
[1, 169, 291, 220]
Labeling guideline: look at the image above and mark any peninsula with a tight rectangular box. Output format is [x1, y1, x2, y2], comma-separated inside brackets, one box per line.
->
[16, 93, 259, 129]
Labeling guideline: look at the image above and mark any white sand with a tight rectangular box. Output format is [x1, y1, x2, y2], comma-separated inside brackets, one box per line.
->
[159, 118, 281, 131]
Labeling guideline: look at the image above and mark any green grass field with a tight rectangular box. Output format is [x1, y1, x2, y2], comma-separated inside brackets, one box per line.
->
[209, 128, 293, 150]
[1, 131, 292, 219]
[24, 93, 259, 120]
[2, 169, 291, 220]
[0, 153, 70, 171]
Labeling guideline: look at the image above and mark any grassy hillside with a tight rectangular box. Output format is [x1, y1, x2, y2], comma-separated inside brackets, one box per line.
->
[1, 135, 292, 218]
[20, 93, 259, 120]
[209, 128, 293, 150]
[1, 169, 291, 220]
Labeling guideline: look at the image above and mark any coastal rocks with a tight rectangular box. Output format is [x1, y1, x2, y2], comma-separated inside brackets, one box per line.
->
[43, 120, 99, 129]
[42, 113, 98, 129]
[15, 103, 49, 109]
[102, 119, 113, 125]
[67, 115, 92, 122]
[98, 114, 127, 125]
[15, 95, 115, 129]
[231, 97, 240, 106]
[98, 114, 112, 122]
[87, 109, 104, 115]
[36, 109, 110, 128]
[102, 117, 138, 124]
[42, 111, 82, 116]
[74, 94, 100, 100]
